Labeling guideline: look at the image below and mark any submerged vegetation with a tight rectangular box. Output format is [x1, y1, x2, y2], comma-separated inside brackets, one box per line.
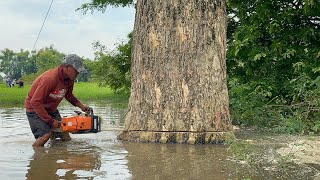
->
[226, 132, 320, 179]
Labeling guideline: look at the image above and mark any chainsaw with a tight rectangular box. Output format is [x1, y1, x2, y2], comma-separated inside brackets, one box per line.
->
[53, 108, 101, 133]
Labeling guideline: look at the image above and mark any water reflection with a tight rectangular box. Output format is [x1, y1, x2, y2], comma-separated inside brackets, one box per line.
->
[122, 142, 256, 180]
[1, 105, 319, 180]
[26, 142, 101, 179]
[0, 105, 130, 180]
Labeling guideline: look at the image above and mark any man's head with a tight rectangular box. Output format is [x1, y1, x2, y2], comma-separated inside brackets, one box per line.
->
[64, 54, 86, 73]
[63, 54, 87, 81]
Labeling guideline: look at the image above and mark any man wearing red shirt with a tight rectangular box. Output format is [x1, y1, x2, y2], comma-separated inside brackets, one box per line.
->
[25, 54, 89, 147]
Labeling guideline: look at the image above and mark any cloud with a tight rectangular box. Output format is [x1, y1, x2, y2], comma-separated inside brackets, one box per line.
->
[0, 0, 135, 59]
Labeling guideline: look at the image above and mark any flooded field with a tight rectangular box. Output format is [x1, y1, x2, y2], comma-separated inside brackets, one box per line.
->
[0, 104, 319, 180]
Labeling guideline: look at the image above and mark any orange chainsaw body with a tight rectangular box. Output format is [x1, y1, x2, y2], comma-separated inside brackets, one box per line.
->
[58, 109, 101, 133]
[61, 115, 92, 133]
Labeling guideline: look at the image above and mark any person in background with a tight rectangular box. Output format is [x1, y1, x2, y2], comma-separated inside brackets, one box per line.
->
[18, 79, 24, 88]
[6, 77, 12, 87]
[25, 54, 89, 147]
[12, 79, 16, 87]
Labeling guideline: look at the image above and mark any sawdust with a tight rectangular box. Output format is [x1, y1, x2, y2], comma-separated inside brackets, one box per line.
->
[277, 137, 320, 165]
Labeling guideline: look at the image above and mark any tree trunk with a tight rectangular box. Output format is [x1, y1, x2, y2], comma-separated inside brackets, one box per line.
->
[118, 0, 234, 144]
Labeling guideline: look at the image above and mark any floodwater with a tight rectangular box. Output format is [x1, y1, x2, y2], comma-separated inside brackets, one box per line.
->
[0, 104, 319, 180]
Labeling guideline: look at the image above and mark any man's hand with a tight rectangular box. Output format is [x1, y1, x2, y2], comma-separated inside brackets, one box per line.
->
[79, 104, 90, 114]
[51, 119, 61, 128]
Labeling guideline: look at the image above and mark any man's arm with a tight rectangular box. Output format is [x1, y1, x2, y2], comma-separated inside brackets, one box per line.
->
[30, 77, 56, 127]
[75, 101, 90, 114]
[65, 81, 90, 113]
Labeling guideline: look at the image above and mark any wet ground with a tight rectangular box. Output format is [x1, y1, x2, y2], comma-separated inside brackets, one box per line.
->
[0, 103, 319, 180]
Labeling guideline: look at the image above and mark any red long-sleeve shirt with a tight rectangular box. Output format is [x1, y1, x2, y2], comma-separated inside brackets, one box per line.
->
[25, 66, 80, 123]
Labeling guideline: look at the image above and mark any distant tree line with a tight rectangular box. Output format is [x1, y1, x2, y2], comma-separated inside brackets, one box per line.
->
[0, 46, 86, 83]
[0, 36, 131, 87]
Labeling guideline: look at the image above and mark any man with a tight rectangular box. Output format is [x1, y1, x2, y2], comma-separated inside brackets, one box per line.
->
[25, 54, 89, 147]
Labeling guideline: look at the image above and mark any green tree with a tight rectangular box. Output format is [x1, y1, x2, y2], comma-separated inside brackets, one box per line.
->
[16, 50, 31, 78]
[227, 0, 320, 99]
[22, 51, 37, 75]
[227, 0, 320, 132]
[92, 32, 132, 92]
[78, 0, 133, 88]
[35, 46, 65, 73]
[0, 48, 28, 80]
[78, 0, 133, 13]
[21, 46, 65, 83]
[0, 49, 15, 78]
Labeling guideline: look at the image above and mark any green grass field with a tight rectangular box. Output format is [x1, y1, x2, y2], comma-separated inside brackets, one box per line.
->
[0, 82, 129, 108]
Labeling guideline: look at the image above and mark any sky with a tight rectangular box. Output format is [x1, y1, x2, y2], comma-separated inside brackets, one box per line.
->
[0, 0, 135, 59]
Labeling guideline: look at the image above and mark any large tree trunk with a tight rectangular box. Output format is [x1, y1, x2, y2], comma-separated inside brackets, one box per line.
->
[118, 0, 234, 144]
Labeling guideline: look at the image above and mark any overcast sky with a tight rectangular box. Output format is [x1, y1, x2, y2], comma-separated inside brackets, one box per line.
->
[0, 0, 135, 59]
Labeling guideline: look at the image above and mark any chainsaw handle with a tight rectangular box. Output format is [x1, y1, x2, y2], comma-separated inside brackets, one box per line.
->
[89, 107, 94, 117]
[74, 110, 82, 115]
[74, 107, 93, 116]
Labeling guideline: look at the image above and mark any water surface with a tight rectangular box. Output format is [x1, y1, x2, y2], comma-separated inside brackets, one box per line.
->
[0, 105, 319, 180]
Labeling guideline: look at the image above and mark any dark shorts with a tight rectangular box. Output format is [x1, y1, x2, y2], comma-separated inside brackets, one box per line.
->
[26, 111, 62, 139]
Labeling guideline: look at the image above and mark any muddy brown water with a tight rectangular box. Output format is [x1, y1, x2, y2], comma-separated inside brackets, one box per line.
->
[0, 104, 319, 180]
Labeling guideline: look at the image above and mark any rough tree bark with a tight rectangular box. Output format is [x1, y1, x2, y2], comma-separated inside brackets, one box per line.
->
[118, 0, 234, 144]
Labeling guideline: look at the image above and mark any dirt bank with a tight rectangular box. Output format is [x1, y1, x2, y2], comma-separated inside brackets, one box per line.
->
[277, 136, 320, 165]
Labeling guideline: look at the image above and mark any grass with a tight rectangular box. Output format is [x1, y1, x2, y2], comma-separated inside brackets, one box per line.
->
[0, 82, 129, 108]
[0, 83, 30, 107]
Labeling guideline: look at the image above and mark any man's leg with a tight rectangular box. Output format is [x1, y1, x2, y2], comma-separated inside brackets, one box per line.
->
[26, 112, 52, 147]
[33, 132, 52, 147]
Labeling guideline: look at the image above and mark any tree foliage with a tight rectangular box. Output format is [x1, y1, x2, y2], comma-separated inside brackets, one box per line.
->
[35, 46, 65, 73]
[21, 46, 65, 83]
[92, 32, 132, 92]
[77, 0, 134, 13]
[0, 46, 91, 83]
[227, 0, 320, 132]
[0, 49, 24, 80]
[227, 0, 320, 94]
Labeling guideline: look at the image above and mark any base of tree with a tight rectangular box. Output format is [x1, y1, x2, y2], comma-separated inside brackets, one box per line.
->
[117, 130, 235, 144]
